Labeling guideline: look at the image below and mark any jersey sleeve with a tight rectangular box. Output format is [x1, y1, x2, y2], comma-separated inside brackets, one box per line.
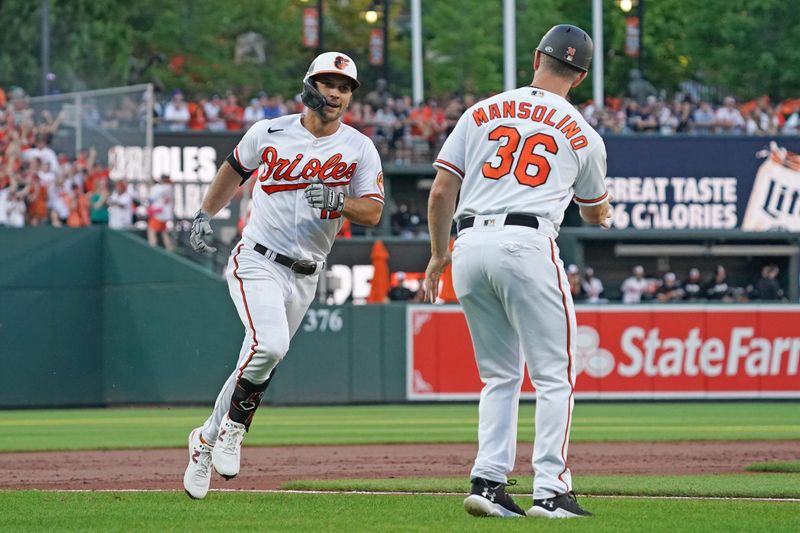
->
[573, 143, 609, 206]
[433, 112, 468, 179]
[233, 121, 264, 172]
[350, 138, 385, 204]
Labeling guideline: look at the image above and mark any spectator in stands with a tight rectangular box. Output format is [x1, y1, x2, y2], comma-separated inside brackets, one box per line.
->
[66, 183, 90, 227]
[692, 101, 716, 134]
[163, 89, 191, 131]
[146, 174, 175, 251]
[108, 179, 135, 229]
[6, 182, 26, 228]
[222, 93, 244, 131]
[89, 178, 110, 225]
[582, 267, 605, 303]
[675, 99, 695, 133]
[243, 98, 264, 128]
[204, 94, 225, 131]
[656, 272, 684, 302]
[682, 268, 703, 301]
[388, 271, 415, 302]
[783, 104, 800, 134]
[187, 97, 207, 130]
[26, 172, 48, 226]
[567, 264, 585, 301]
[704, 265, 732, 301]
[621, 265, 650, 303]
[22, 135, 60, 173]
[263, 94, 286, 119]
[715, 96, 745, 134]
[750, 264, 784, 301]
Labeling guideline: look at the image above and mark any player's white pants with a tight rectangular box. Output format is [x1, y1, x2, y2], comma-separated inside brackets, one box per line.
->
[201, 241, 319, 445]
[452, 225, 576, 499]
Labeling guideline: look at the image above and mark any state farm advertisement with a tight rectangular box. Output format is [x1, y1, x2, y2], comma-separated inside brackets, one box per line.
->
[406, 305, 800, 400]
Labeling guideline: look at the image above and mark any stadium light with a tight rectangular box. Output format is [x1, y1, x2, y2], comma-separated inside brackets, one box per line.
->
[365, 9, 379, 24]
[620, 0, 633, 12]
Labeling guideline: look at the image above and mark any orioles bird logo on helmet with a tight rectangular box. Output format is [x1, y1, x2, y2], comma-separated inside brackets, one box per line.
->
[334, 56, 350, 70]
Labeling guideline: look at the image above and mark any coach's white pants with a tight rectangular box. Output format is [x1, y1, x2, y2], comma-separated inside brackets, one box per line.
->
[452, 225, 577, 499]
[201, 241, 319, 444]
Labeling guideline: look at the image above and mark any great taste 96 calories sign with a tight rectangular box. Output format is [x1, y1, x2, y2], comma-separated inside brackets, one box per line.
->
[406, 305, 800, 400]
[602, 137, 800, 231]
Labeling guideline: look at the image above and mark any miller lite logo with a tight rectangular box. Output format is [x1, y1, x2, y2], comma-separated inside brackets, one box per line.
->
[334, 55, 350, 70]
[742, 142, 800, 231]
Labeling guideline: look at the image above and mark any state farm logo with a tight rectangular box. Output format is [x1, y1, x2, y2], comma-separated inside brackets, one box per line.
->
[576, 324, 800, 379]
[575, 326, 615, 378]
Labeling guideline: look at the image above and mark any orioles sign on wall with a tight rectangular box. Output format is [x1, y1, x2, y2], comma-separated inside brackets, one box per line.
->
[406, 305, 800, 400]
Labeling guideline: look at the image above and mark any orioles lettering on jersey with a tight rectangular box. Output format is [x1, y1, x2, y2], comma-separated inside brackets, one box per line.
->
[256, 146, 357, 195]
[471, 101, 588, 151]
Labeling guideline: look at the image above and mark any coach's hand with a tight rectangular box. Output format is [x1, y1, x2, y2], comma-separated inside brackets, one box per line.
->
[424, 253, 452, 304]
[305, 179, 345, 213]
[190, 210, 217, 254]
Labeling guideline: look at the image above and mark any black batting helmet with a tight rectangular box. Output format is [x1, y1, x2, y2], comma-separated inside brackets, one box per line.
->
[536, 24, 593, 72]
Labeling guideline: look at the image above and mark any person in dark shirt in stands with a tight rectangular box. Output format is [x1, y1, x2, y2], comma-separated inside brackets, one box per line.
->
[656, 272, 684, 302]
[682, 268, 703, 301]
[750, 265, 784, 301]
[388, 271, 415, 301]
[704, 265, 732, 301]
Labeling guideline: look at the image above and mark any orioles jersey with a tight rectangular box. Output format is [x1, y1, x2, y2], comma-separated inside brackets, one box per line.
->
[434, 87, 607, 234]
[234, 114, 384, 261]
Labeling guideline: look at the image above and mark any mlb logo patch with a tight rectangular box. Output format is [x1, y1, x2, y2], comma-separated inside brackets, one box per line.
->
[483, 219, 496, 227]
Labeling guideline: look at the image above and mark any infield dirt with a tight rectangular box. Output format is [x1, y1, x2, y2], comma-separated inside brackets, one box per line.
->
[1, 441, 798, 491]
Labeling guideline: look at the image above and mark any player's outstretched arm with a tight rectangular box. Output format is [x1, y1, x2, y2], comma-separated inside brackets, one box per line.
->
[579, 199, 612, 229]
[189, 161, 243, 254]
[423, 169, 461, 303]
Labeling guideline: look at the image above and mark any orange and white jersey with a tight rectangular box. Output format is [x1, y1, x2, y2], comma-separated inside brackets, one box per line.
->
[434, 87, 607, 235]
[234, 113, 384, 261]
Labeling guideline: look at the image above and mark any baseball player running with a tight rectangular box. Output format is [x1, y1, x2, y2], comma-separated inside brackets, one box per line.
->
[424, 25, 610, 518]
[183, 51, 384, 499]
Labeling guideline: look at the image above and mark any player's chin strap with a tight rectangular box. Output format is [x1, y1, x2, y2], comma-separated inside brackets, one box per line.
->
[301, 78, 329, 115]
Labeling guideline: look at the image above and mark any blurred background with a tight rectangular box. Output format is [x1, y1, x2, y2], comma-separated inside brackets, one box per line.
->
[1, 0, 799, 407]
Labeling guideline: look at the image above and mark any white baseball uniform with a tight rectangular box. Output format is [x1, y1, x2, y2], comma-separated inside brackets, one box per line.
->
[434, 87, 607, 499]
[200, 113, 384, 444]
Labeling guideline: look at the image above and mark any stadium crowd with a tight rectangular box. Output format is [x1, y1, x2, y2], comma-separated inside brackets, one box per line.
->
[151, 84, 800, 164]
[566, 263, 787, 303]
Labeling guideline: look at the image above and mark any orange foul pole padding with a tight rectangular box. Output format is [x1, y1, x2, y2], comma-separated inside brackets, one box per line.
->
[367, 240, 390, 304]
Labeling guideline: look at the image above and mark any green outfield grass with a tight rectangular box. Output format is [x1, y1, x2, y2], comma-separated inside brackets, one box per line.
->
[284, 473, 800, 498]
[1, 491, 798, 533]
[0, 402, 798, 451]
[747, 462, 800, 473]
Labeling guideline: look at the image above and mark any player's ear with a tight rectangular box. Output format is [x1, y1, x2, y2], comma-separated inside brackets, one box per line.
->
[571, 71, 588, 89]
[533, 50, 541, 71]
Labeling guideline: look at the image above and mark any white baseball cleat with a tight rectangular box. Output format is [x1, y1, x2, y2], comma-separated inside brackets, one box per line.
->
[183, 428, 213, 499]
[212, 414, 247, 478]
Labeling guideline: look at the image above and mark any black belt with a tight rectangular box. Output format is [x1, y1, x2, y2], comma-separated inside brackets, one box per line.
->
[457, 213, 539, 233]
[253, 243, 320, 276]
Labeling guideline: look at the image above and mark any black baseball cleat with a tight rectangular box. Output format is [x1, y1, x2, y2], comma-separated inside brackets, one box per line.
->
[528, 491, 593, 518]
[463, 477, 526, 518]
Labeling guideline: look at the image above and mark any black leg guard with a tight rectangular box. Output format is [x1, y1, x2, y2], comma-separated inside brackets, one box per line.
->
[228, 371, 275, 430]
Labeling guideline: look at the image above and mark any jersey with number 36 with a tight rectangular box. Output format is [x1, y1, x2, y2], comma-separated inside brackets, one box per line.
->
[234, 113, 384, 262]
[434, 87, 607, 234]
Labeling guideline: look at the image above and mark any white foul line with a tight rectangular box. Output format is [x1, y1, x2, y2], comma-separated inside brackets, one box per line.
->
[31, 488, 800, 502]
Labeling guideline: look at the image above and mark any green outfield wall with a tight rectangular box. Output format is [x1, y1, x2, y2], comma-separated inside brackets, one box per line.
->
[0, 227, 408, 408]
